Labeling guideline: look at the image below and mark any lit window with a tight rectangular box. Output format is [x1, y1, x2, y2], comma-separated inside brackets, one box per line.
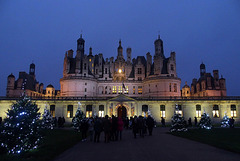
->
[142, 105, 148, 117]
[124, 86, 129, 94]
[99, 105, 104, 117]
[92, 63, 94, 67]
[138, 86, 142, 94]
[118, 86, 122, 94]
[196, 105, 201, 118]
[133, 86, 135, 94]
[67, 105, 73, 118]
[213, 105, 219, 118]
[160, 105, 165, 118]
[112, 86, 117, 94]
[50, 105, 55, 117]
[231, 105, 237, 117]
[89, 59, 91, 62]
[86, 105, 92, 118]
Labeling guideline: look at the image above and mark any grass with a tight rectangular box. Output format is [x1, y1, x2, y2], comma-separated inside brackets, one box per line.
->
[170, 128, 240, 154]
[0, 128, 82, 161]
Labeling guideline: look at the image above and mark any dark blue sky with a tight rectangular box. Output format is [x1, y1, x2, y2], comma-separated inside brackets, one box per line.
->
[0, 0, 240, 96]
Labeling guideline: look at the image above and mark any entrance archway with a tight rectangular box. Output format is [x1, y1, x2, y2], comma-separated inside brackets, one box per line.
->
[117, 106, 127, 118]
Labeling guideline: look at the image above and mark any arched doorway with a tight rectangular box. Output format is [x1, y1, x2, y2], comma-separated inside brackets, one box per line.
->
[117, 106, 127, 118]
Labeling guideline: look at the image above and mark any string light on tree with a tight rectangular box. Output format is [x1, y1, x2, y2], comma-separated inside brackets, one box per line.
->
[0, 96, 43, 154]
[170, 104, 187, 132]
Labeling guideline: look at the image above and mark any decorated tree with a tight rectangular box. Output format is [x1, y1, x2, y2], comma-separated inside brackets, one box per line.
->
[72, 107, 85, 132]
[221, 113, 230, 128]
[199, 112, 212, 129]
[42, 106, 54, 129]
[0, 96, 42, 154]
[170, 105, 187, 132]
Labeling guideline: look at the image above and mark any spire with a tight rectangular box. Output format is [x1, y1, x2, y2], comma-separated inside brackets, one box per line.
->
[119, 39, 122, 47]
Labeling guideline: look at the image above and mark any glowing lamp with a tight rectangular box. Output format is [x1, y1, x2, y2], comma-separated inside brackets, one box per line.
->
[118, 69, 122, 73]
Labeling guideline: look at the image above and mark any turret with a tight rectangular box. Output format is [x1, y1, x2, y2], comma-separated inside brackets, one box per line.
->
[29, 63, 35, 76]
[7, 73, 15, 90]
[154, 35, 165, 58]
[77, 34, 85, 57]
[200, 63, 206, 77]
[117, 40, 124, 60]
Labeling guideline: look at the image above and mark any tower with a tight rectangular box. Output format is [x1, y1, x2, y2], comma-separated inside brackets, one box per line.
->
[200, 63, 206, 77]
[117, 40, 124, 60]
[29, 63, 35, 76]
[77, 34, 85, 58]
[154, 35, 164, 58]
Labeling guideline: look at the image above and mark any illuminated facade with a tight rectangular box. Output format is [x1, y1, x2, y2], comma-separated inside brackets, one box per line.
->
[1, 35, 239, 124]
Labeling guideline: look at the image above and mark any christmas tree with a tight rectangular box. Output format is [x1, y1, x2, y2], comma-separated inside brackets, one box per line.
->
[72, 107, 85, 132]
[170, 105, 187, 132]
[42, 106, 54, 129]
[221, 113, 230, 128]
[199, 112, 212, 129]
[0, 96, 42, 154]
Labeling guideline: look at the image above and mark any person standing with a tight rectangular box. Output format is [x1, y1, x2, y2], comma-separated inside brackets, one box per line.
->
[117, 117, 124, 140]
[132, 116, 138, 138]
[161, 117, 165, 127]
[103, 115, 111, 143]
[94, 116, 102, 143]
[188, 117, 192, 127]
[146, 116, 154, 136]
[194, 117, 198, 127]
[88, 118, 94, 142]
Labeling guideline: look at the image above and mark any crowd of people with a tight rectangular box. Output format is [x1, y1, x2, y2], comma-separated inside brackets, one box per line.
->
[75, 115, 155, 143]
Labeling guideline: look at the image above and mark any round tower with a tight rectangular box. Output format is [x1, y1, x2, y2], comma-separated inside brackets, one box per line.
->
[6, 73, 15, 97]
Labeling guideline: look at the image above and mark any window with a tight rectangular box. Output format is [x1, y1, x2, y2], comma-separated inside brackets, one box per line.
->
[124, 86, 129, 94]
[171, 64, 174, 71]
[213, 105, 219, 117]
[105, 68, 107, 74]
[169, 83, 171, 92]
[138, 77, 142, 81]
[231, 105, 237, 117]
[176, 105, 182, 116]
[84, 63, 87, 70]
[138, 68, 142, 74]
[50, 105, 55, 117]
[67, 105, 73, 118]
[174, 84, 177, 92]
[96, 69, 98, 74]
[89, 58, 91, 62]
[196, 105, 201, 118]
[85, 88, 87, 92]
[92, 63, 94, 68]
[138, 86, 142, 94]
[84, 73, 86, 77]
[99, 105, 104, 117]
[133, 86, 135, 94]
[142, 105, 148, 117]
[160, 105, 165, 118]
[118, 86, 122, 94]
[112, 86, 117, 94]
[86, 105, 92, 118]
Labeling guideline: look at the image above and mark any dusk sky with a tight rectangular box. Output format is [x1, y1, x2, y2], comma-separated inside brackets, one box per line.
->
[0, 0, 240, 96]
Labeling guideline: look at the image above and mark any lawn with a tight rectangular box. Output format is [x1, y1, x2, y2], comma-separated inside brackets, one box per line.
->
[170, 128, 240, 154]
[0, 129, 82, 161]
